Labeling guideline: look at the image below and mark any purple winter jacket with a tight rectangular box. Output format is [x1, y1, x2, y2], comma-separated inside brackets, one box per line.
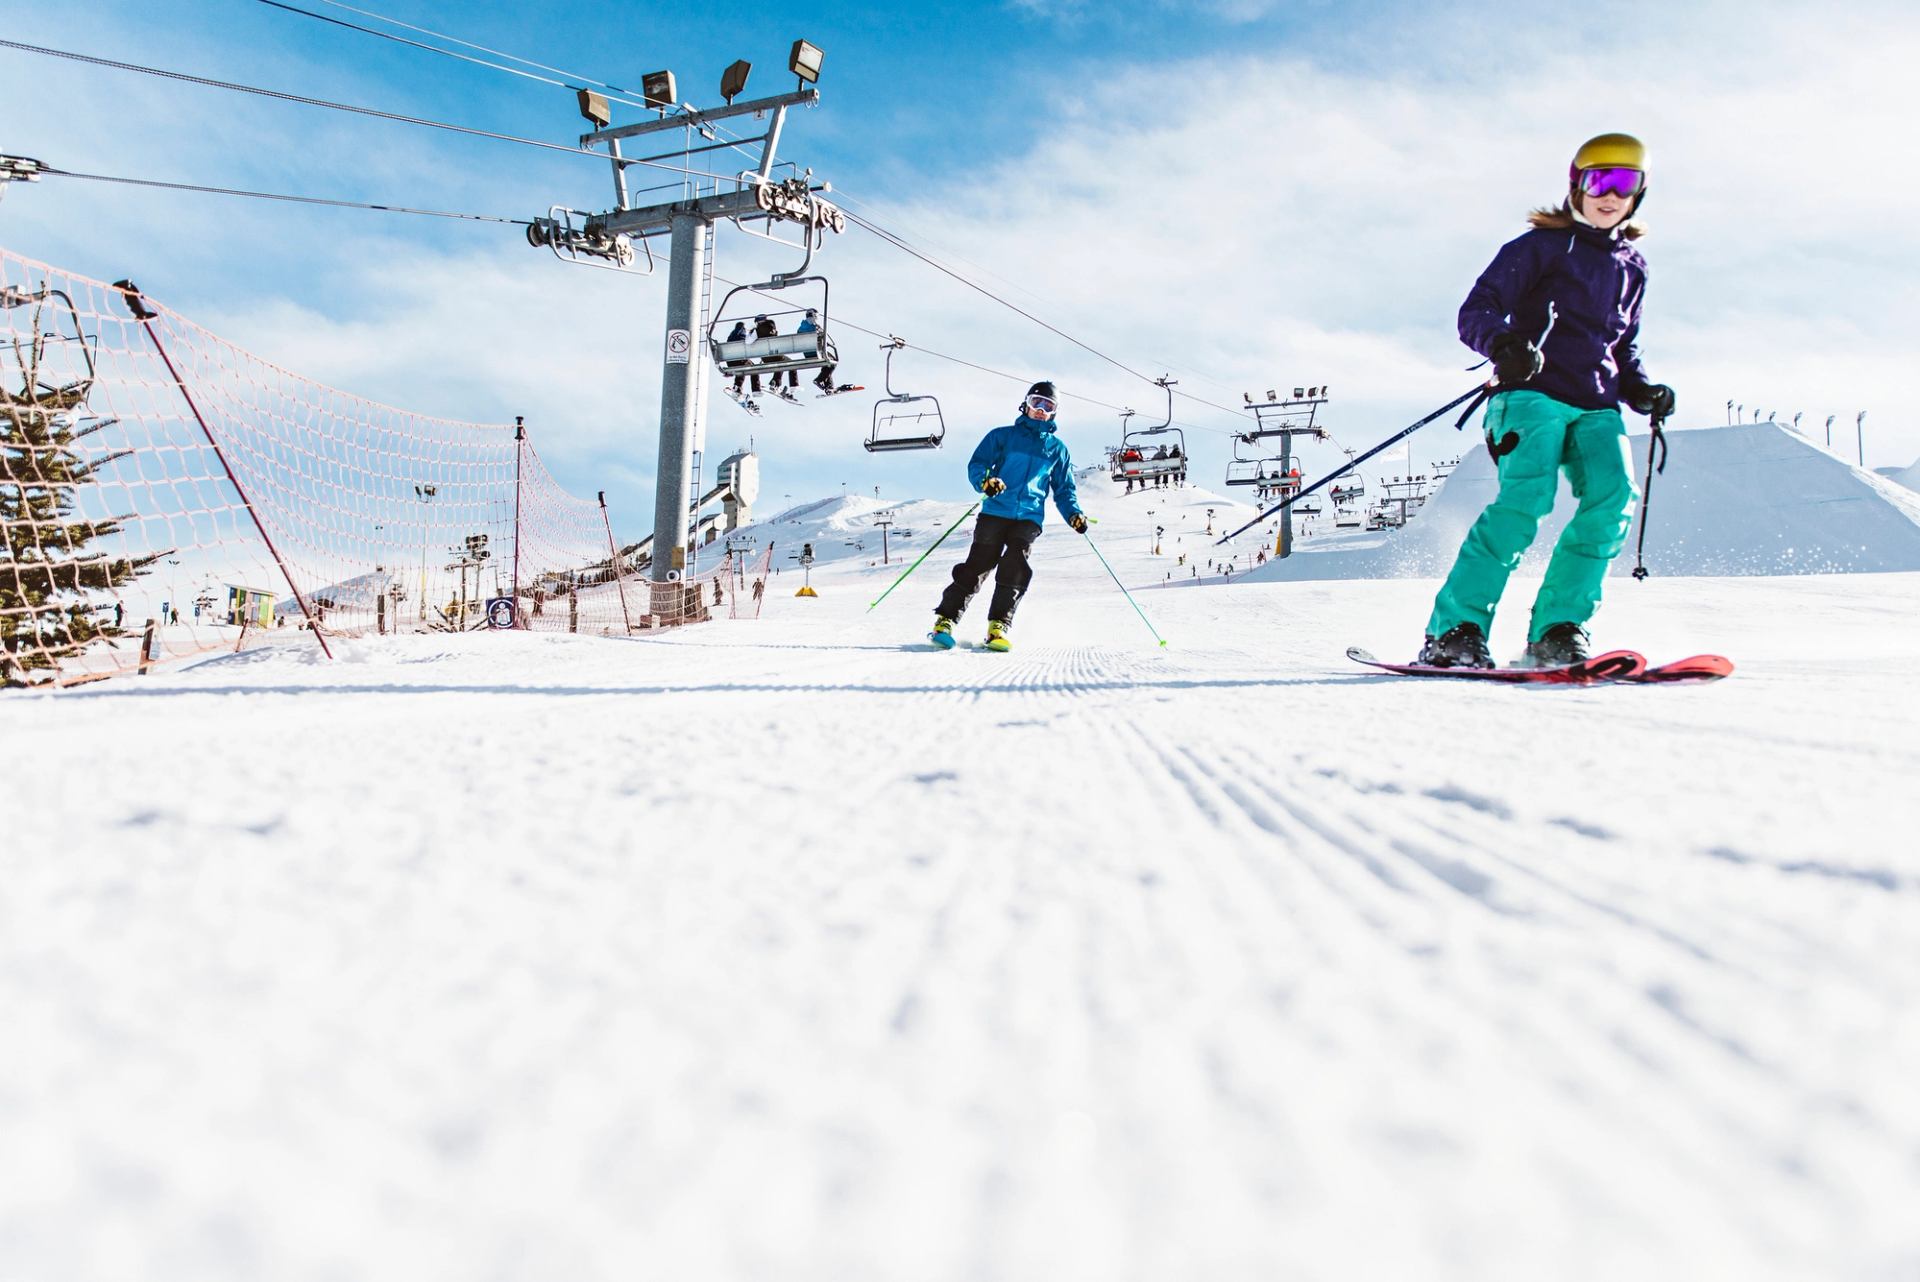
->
[1458, 220, 1652, 412]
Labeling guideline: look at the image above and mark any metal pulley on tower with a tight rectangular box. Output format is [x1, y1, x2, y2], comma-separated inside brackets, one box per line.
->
[526, 206, 651, 274]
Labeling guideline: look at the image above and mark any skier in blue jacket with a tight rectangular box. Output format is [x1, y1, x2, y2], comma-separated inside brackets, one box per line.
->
[931, 381, 1087, 651]
[1420, 132, 1677, 669]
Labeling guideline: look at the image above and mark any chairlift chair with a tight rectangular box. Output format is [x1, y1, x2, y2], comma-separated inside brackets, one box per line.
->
[1223, 434, 1289, 488]
[865, 337, 945, 453]
[1112, 378, 1186, 485]
[708, 276, 833, 377]
[3, 282, 97, 410]
[1107, 408, 1138, 484]
[1115, 425, 1187, 482]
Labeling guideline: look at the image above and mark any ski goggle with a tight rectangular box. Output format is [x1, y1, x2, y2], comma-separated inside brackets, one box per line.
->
[1024, 394, 1058, 416]
[1575, 166, 1645, 198]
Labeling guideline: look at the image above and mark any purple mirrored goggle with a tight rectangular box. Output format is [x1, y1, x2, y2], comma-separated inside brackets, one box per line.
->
[1024, 394, 1058, 415]
[1574, 166, 1645, 198]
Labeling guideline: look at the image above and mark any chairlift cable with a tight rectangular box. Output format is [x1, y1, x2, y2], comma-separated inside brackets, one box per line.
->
[38, 165, 531, 224]
[255, 1, 585, 94]
[252, 3, 771, 164]
[840, 207, 1259, 428]
[842, 208, 1160, 386]
[298, 0, 647, 98]
[0, 39, 717, 180]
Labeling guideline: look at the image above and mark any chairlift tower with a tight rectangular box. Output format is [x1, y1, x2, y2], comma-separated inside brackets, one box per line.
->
[1378, 474, 1427, 528]
[1240, 385, 1330, 558]
[526, 45, 844, 623]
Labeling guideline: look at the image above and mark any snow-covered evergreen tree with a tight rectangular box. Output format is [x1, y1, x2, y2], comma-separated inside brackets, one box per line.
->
[1, 311, 153, 686]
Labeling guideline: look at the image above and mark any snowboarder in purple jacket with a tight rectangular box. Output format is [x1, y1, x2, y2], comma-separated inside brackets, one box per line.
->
[1420, 132, 1677, 669]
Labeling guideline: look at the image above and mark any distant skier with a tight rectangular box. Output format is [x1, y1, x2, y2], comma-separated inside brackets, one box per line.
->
[725, 320, 754, 397]
[796, 308, 840, 394]
[751, 314, 785, 398]
[930, 381, 1086, 652]
[1418, 132, 1676, 669]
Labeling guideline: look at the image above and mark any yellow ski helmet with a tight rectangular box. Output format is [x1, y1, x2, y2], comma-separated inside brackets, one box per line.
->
[1571, 132, 1647, 175]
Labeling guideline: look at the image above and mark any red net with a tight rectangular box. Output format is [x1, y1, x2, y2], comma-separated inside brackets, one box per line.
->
[1, 248, 721, 689]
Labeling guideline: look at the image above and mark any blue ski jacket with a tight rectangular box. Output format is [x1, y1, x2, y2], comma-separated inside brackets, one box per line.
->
[968, 415, 1083, 527]
[1459, 220, 1653, 412]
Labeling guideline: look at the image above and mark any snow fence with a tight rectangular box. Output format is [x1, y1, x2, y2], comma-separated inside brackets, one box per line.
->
[0, 248, 748, 689]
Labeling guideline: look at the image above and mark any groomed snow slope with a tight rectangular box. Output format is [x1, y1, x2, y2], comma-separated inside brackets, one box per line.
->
[1240, 419, 1920, 583]
[4, 477, 1918, 1282]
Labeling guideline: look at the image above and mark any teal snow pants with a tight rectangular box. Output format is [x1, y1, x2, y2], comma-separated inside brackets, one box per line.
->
[1427, 390, 1639, 644]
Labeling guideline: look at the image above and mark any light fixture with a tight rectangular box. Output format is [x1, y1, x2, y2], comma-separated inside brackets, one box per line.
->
[788, 39, 824, 87]
[642, 69, 677, 110]
[721, 59, 752, 104]
[577, 89, 611, 129]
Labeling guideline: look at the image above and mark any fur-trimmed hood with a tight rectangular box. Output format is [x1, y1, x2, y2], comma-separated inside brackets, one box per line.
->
[1528, 201, 1646, 240]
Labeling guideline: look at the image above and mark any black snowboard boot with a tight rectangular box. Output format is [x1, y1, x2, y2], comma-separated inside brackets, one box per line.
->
[1417, 622, 1493, 669]
[1526, 622, 1590, 668]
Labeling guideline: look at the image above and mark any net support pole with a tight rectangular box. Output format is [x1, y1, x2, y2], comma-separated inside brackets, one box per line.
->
[600, 490, 633, 634]
[113, 280, 332, 659]
[512, 416, 525, 629]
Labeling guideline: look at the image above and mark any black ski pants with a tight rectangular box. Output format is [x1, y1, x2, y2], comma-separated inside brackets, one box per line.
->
[936, 513, 1041, 626]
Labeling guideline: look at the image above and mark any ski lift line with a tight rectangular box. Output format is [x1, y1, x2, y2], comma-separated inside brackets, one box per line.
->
[841, 208, 1264, 430]
[255, 0, 583, 95]
[829, 191, 1268, 422]
[842, 209, 1160, 385]
[830, 188, 1254, 417]
[297, 0, 650, 99]
[0, 40, 718, 181]
[254, 0, 772, 167]
[38, 166, 531, 224]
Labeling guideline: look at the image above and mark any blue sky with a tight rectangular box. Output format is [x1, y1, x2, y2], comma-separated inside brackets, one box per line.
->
[4, 0, 1915, 540]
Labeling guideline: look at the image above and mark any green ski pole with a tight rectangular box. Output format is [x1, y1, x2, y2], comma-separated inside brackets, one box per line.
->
[868, 501, 979, 612]
[1080, 521, 1168, 648]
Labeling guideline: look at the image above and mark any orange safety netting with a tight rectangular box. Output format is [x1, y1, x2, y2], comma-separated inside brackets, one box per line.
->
[1, 248, 732, 688]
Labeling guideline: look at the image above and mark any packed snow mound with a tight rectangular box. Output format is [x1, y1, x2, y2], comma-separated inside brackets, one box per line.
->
[734, 493, 975, 568]
[277, 570, 393, 614]
[1882, 456, 1920, 493]
[1241, 420, 1920, 581]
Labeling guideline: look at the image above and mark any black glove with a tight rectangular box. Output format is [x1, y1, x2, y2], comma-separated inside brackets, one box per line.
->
[1068, 513, 1088, 533]
[1627, 383, 1676, 420]
[981, 477, 1006, 496]
[1489, 332, 1544, 386]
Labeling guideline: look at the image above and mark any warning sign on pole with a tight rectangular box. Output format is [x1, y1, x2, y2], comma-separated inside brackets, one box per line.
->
[666, 329, 692, 364]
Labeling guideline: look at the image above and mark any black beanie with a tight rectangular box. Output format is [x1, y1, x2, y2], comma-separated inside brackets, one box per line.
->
[1026, 381, 1056, 401]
